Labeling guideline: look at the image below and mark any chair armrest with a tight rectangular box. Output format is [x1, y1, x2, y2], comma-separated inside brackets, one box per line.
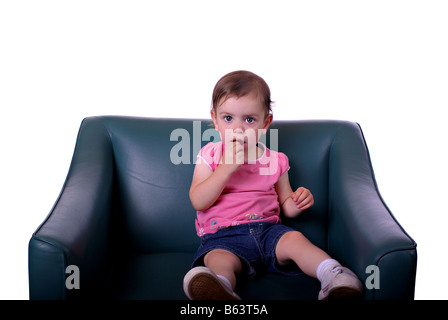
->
[327, 122, 417, 300]
[29, 117, 115, 299]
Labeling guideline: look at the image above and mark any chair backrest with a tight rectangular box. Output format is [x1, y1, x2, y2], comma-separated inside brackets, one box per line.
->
[100, 116, 357, 254]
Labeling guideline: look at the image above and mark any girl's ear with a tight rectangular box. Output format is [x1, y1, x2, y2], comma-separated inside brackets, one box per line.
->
[211, 109, 219, 131]
[263, 114, 273, 132]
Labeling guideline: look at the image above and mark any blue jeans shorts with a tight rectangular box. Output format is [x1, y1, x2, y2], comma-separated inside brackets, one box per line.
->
[192, 222, 303, 278]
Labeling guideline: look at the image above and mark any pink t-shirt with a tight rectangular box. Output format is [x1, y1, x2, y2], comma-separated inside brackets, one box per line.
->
[194, 142, 290, 237]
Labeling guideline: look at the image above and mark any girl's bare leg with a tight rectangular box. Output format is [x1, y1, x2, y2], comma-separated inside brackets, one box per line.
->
[204, 249, 242, 289]
[275, 231, 331, 278]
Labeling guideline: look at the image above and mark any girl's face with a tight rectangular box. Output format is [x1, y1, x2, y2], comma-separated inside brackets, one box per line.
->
[211, 93, 273, 154]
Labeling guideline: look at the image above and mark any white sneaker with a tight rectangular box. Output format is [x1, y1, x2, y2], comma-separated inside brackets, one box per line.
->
[183, 266, 241, 300]
[318, 266, 363, 300]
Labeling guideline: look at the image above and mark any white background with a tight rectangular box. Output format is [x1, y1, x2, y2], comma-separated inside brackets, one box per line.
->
[1, 0, 447, 300]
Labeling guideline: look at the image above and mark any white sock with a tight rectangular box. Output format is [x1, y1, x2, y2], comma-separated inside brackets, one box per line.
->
[217, 275, 233, 291]
[316, 259, 340, 283]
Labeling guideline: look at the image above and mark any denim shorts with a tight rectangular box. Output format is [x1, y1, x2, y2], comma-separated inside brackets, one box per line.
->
[192, 222, 303, 278]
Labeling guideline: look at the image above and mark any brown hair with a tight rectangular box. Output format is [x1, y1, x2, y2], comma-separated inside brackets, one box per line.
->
[211, 70, 273, 116]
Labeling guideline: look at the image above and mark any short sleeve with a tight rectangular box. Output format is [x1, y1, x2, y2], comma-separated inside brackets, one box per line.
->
[196, 142, 222, 171]
[277, 152, 290, 176]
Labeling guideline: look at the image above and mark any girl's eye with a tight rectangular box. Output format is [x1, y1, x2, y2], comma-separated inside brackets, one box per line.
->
[246, 117, 255, 123]
[224, 115, 232, 122]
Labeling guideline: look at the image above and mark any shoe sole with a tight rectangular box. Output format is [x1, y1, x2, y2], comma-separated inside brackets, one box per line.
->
[184, 267, 241, 300]
[321, 285, 363, 300]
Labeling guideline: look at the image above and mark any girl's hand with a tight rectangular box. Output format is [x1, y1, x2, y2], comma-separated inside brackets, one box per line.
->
[290, 187, 314, 211]
[221, 130, 245, 174]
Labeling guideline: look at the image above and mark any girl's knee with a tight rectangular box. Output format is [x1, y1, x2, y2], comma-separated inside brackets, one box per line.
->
[280, 230, 305, 244]
[275, 231, 307, 262]
[204, 249, 241, 269]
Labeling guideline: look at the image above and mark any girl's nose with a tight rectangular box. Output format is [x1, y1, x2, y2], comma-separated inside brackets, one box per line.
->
[233, 121, 244, 133]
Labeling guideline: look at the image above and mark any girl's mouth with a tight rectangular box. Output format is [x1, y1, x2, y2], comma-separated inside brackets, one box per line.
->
[232, 138, 246, 144]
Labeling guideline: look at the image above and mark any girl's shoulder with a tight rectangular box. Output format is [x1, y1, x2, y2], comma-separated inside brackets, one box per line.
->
[196, 142, 223, 171]
[259, 144, 290, 177]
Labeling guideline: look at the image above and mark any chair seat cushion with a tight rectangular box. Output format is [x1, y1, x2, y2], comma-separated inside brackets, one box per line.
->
[106, 252, 320, 300]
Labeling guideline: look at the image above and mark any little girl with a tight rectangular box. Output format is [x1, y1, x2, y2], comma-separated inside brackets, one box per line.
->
[183, 70, 363, 300]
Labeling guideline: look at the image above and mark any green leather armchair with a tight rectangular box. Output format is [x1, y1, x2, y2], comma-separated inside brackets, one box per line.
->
[28, 116, 417, 300]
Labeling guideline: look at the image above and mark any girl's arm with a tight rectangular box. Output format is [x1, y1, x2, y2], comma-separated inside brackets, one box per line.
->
[189, 141, 243, 211]
[189, 161, 232, 211]
[275, 171, 314, 218]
